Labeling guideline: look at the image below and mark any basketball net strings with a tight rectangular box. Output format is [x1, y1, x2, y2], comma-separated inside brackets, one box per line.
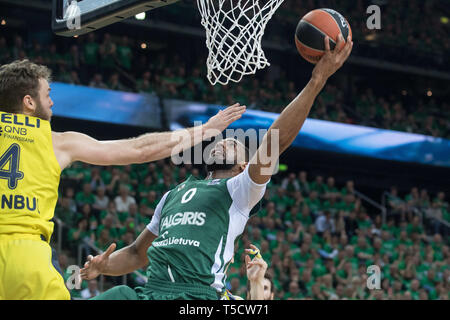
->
[197, 0, 285, 85]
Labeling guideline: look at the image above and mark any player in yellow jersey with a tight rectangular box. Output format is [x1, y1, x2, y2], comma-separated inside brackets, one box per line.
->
[0, 59, 246, 300]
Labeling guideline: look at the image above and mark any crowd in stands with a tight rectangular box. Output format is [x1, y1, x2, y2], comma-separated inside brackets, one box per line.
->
[0, 0, 448, 301]
[155, 0, 450, 68]
[0, 31, 448, 139]
[1, 0, 449, 138]
[54, 160, 449, 300]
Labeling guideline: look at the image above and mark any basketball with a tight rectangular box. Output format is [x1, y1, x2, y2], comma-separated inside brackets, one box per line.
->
[295, 8, 352, 64]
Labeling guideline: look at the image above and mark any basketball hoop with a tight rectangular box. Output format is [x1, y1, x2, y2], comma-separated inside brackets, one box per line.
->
[196, 0, 285, 85]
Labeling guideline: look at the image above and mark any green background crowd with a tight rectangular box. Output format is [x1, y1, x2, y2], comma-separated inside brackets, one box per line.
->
[0, 0, 448, 300]
[1, 0, 449, 139]
[54, 160, 449, 300]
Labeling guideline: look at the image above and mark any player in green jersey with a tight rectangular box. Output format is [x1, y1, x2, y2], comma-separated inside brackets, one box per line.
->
[80, 36, 353, 300]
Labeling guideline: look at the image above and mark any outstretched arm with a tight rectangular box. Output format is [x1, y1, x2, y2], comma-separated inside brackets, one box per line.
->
[80, 228, 156, 279]
[53, 103, 246, 170]
[249, 35, 353, 184]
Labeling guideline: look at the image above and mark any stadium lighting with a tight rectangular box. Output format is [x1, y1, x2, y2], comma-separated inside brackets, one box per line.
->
[135, 12, 146, 20]
[365, 33, 376, 41]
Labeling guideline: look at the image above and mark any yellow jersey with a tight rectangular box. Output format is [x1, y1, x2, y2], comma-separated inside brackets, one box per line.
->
[0, 111, 60, 242]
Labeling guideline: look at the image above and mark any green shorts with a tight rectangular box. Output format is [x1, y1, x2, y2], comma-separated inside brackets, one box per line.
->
[91, 278, 220, 300]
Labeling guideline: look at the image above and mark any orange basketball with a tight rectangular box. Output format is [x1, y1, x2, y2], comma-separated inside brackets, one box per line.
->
[295, 8, 352, 64]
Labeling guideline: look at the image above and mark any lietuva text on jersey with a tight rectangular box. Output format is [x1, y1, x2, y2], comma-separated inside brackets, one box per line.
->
[0, 111, 61, 243]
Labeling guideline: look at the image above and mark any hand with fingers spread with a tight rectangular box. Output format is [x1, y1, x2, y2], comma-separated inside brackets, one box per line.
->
[312, 34, 353, 82]
[204, 103, 246, 134]
[80, 243, 116, 280]
[245, 244, 268, 283]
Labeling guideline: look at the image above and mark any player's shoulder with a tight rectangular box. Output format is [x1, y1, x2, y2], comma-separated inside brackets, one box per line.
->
[51, 131, 67, 148]
[52, 130, 86, 139]
[52, 130, 76, 143]
[51, 131, 73, 150]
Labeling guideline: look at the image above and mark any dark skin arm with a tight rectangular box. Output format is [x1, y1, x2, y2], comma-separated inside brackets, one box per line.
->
[80, 228, 156, 279]
[248, 35, 353, 184]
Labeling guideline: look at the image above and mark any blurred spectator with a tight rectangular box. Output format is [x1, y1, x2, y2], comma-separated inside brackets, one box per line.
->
[63, 187, 77, 213]
[56, 197, 77, 226]
[66, 44, 82, 70]
[89, 73, 108, 89]
[345, 211, 359, 239]
[81, 279, 100, 299]
[285, 281, 302, 300]
[281, 173, 300, 195]
[297, 171, 310, 195]
[11, 35, 24, 60]
[83, 33, 99, 68]
[93, 187, 109, 212]
[315, 211, 336, 235]
[136, 71, 155, 94]
[108, 73, 128, 91]
[68, 70, 81, 85]
[97, 214, 120, 244]
[323, 177, 340, 200]
[114, 185, 136, 213]
[117, 36, 133, 71]
[89, 167, 105, 191]
[0, 36, 11, 63]
[98, 33, 117, 71]
[75, 183, 96, 207]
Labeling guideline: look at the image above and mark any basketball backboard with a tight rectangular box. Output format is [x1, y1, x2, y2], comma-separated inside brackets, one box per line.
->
[52, 0, 179, 37]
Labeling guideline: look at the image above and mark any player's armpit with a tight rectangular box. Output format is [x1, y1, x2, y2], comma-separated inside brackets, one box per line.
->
[227, 166, 268, 214]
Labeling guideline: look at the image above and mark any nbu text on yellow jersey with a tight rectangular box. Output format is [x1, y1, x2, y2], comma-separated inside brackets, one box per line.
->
[0, 111, 60, 242]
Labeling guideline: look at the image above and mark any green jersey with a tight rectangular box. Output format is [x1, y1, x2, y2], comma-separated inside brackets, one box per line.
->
[146, 168, 267, 293]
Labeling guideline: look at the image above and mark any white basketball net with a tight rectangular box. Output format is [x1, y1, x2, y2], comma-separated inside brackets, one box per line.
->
[196, 0, 285, 85]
